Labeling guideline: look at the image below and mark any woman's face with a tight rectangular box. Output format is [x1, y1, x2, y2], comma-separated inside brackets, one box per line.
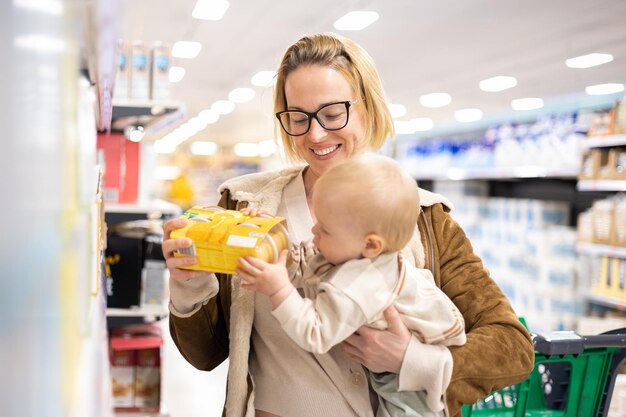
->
[284, 64, 367, 181]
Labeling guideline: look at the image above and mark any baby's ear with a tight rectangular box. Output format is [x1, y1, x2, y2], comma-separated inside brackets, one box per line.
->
[362, 234, 384, 258]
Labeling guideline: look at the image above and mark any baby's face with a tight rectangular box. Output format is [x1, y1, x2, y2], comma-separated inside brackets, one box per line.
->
[311, 193, 366, 265]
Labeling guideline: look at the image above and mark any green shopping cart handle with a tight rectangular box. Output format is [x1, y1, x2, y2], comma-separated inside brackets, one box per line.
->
[533, 331, 626, 356]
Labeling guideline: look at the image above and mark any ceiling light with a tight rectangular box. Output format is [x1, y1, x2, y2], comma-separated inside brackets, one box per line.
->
[258, 140, 277, 157]
[228, 87, 255, 103]
[479, 76, 517, 92]
[251, 70, 276, 87]
[388, 103, 407, 118]
[234, 143, 259, 157]
[419, 92, 451, 108]
[154, 140, 177, 154]
[585, 83, 624, 95]
[511, 97, 544, 111]
[190, 141, 219, 156]
[171, 41, 202, 59]
[211, 100, 235, 115]
[334, 11, 379, 31]
[192, 0, 229, 20]
[169, 66, 185, 83]
[154, 165, 181, 180]
[394, 118, 433, 134]
[187, 117, 208, 132]
[411, 117, 434, 131]
[566, 53, 613, 68]
[454, 108, 483, 123]
[198, 109, 219, 124]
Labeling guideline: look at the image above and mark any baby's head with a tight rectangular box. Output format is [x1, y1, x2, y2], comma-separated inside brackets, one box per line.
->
[311, 153, 420, 264]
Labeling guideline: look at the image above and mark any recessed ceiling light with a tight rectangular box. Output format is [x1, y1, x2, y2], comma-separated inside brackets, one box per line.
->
[154, 140, 177, 154]
[334, 11, 379, 31]
[585, 83, 624, 95]
[511, 97, 544, 111]
[171, 41, 202, 59]
[394, 118, 433, 134]
[228, 87, 255, 103]
[234, 143, 259, 157]
[454, 108, 483, 122]
[411, 118, 434, 131]
[192, 0, 229, 20]
[258, 140, 277, 157]
[169, 66, 185, 83]
[190, 141, 219, 156]
[251, 70, 276, 87]
[154, 165, 181, 180]
[565, 53, 613, 69]
[388, 103, 407, 118]
[198, 109, 219, 124]
[419, 93, 451, 108]
[479, 76, 517, 92]
[211, 100, 235, 115]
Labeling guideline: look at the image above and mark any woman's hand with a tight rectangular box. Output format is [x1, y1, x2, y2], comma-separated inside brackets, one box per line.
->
[162, 217, 209, 282]
[340, 305, 411, 373]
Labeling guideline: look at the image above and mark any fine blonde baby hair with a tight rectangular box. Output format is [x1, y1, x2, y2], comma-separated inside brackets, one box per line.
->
[315, 153, 420, 252]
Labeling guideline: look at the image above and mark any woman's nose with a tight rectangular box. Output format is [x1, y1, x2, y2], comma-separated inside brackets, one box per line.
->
[307, 118, 327, 143]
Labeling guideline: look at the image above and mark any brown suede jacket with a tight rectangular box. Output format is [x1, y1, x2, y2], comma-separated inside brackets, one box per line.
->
[169, 167, 534, 417]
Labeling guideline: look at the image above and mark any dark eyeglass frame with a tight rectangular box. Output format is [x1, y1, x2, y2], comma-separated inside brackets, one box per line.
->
[275, 100, 357, 136]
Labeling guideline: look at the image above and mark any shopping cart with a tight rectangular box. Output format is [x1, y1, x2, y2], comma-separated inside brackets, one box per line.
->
[462, 329, 626, 417]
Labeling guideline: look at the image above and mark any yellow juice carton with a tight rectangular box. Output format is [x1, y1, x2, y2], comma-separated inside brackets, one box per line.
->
[171, 206, 289, 274]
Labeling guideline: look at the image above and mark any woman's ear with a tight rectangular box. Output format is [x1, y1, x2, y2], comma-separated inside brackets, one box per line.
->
[362, 234, 384, 258]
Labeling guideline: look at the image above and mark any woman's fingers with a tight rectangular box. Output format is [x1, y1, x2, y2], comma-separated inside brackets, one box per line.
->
[163, 217, 188, 239]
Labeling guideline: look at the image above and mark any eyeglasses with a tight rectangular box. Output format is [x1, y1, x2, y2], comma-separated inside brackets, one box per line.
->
[275, 100, 357, 136]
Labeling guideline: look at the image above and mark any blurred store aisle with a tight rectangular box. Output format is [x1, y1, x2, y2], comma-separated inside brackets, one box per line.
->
[160, 318, 227, 417]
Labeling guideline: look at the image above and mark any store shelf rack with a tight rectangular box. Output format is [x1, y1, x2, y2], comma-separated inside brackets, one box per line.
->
[577, 243, 626, 258]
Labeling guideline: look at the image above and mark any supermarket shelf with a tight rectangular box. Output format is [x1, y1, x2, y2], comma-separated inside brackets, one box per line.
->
[110, 99, 186, 135]
[577, 242, 626, 258]
[107, 305, 168, 322]
[581, 134, 626, 150]
[115, 412, 168, 417]
[106, 199, 181, 215]
[586, 292, 626, 311]
[577, 180, 626, 192]
[412, 166, 579, 181]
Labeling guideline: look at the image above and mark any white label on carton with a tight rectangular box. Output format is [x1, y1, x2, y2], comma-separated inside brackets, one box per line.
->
[226, 235, 258, 248]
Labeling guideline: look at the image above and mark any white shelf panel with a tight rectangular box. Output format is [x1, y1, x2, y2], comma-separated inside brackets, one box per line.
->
[105, 199, 181, 216]
[577, 242, 626, 258]
[107, 305, 169, 321]
[577, 180, 626, 191]
[412, 166, 579, 181]
[581, 134, 626, 150]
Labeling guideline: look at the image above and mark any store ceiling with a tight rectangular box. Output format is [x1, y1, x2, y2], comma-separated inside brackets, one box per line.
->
[118, 0, 626, 147]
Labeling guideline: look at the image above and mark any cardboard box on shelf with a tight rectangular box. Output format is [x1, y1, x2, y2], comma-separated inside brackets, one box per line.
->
[592, 199, 614, 245]
[110, 349, 135, 408]
[110, 323, 162, 413]
[609, 147, 626, 180]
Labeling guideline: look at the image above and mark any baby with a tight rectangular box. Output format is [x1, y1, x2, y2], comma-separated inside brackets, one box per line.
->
[237, 153, 466, 416]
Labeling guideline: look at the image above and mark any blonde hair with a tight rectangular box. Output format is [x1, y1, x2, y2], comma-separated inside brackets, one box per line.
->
[274, 33, 395, 162]
[314, 153, 420, 252]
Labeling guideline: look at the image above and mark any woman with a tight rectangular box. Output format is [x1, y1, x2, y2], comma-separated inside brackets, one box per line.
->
[162, 33, 534, 417]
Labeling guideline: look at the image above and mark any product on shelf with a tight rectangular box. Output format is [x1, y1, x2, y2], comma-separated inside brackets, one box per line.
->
[109, 323, 162, 413]
[150, 41, 171, 102]
[130, 41, 150, 100]
[172, 206, 289, 274]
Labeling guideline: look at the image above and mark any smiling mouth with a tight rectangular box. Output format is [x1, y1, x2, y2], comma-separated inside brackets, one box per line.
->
[311, 145, 340, 156]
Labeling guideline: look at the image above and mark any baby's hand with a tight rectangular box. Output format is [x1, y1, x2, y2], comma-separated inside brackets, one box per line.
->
[240, 207, 270, 217]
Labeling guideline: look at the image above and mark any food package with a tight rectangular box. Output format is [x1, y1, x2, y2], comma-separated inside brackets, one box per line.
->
[171, 206, 289, 274]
